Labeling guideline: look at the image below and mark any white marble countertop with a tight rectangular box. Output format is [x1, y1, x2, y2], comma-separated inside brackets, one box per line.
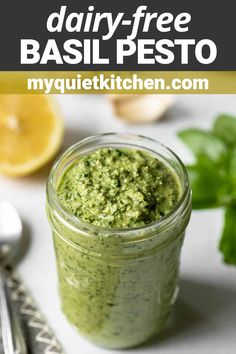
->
[1, 95, 236, 354]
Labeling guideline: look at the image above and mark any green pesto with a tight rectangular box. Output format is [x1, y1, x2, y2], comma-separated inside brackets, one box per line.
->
[51, 147, 187, 349]
[57, 148, 180, 228]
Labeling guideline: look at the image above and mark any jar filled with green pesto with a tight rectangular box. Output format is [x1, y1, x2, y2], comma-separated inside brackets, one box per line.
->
[46, 133, 191, 349]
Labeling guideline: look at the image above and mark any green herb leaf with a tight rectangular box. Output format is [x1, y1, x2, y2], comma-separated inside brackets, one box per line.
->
[187, 157, 231, 209]
[229, 147, 236, 195]
[178, 128, 226, 162]
[219, 205, 236, 265]
[178, 119, 236, 268]
[213, 114, 236, 147]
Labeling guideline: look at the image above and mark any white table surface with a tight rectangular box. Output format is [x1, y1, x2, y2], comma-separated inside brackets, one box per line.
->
[1, 94, 236, 354]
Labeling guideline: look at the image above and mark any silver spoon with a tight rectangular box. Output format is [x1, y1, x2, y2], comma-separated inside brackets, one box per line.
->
[0, 201, 27, 354]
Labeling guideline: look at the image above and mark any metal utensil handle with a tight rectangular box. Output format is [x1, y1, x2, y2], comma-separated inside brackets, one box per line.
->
[6, 269, 64, 354]
[0, 269, 27, 354]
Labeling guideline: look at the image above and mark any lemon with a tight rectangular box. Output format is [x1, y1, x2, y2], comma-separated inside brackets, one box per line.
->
[0, 95, 64, 177]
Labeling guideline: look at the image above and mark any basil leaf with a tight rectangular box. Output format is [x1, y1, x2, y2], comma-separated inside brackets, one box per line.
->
[187, 156, 231, 209]
[229, 147, 236, 195]
[178, 120, 236, 267]
[219, 205, 236, 265]
[213, 114, 236, 147]
[178, 128, 226, 162]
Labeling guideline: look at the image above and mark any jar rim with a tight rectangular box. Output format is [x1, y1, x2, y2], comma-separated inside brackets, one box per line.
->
[47, 132, 190, 238]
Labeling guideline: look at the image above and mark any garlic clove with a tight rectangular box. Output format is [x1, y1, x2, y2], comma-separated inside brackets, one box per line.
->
[109, 94, 174, 123]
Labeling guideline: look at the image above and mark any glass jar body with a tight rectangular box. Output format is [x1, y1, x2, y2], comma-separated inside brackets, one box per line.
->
[46, 133, 191, 349]
[52, 227, 185, 349]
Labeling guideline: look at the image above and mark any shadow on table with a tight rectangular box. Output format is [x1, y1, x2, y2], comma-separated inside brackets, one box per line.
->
[62, 126, 92, 150]
[13, 219, 32, 267]
[130, 277, 236, 350]
[158, 101, 192, 124]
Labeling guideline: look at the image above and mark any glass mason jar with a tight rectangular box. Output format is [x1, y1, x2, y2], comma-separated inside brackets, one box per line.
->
[46, 133, 191, 349]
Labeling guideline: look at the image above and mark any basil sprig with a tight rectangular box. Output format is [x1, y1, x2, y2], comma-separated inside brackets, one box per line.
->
[178, 114, 236, 266]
